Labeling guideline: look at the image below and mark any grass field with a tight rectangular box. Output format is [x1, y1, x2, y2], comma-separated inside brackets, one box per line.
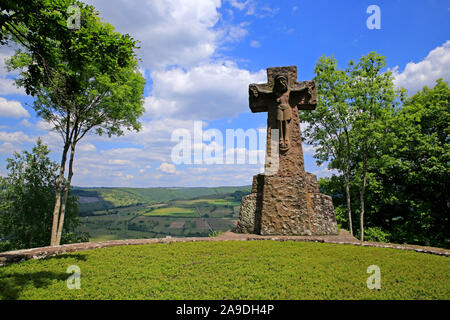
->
[143, 207, 196, 217]
[0, 241, 448, 300]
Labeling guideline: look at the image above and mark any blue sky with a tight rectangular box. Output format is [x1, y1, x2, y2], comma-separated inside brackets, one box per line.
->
[0, 0, 449, 187]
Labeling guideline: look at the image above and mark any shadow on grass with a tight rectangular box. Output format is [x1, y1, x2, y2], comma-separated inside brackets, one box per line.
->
[0, 254, 88, 300]
[0, 271, 68, 300]
[45, 253, 88, 262]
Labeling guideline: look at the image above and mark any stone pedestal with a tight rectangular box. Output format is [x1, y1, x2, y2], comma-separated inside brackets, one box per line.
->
[236, 173, 338, 236]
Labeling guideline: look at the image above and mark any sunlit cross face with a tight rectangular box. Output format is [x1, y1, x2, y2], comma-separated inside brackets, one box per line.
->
[275, 76, 288, 93]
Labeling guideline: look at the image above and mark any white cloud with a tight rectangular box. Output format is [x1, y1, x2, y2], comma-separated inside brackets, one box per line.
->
[0, 78, 25, 95]
[0, 97, 29, 118]
[228, 0, 279, 17]
[108, 159, 133, 166]
[87, 0, 221, 70]
[0, 131, 34, 143]
[392, 40, 450, 94]
[0, 47, 25, 95]
[250, 40, 260, 48]
[228, 0, 247, 11]
[77, 143, 97, 153]
[303, 144, 316, 156]
[0, 1, 281, 188]
[312, 167, 339, 179]
[0, 47, 20, 77]
[0, 142, 19, 155]
[19, 119, 33, 127]
[35, 120, 54, 131]
[158, 162, 177, 174]
[217, 22, 249, 44]
[145, 62, 266, 120]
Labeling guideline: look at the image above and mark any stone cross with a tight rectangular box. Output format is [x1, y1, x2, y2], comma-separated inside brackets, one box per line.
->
[235, 66, 338, 236]
[249, 66, 317, 176]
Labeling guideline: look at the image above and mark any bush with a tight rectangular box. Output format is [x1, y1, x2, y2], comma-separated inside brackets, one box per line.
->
[0, 139, 86, 250]
[0, 241, 13, 253]
[364, 227, 390, 243]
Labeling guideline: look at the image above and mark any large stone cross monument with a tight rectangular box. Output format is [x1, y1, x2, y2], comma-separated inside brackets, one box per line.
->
[235, 66, 338, 236]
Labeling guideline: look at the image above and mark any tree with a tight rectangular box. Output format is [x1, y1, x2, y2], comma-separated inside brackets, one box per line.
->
[303, 53, 398, 241]
[347, 52, 397, 241]
[375, 79, 449, 247]
[0, 139, 85, 251]
[3, 1, 146, 246]
[300, 56, 355, 236]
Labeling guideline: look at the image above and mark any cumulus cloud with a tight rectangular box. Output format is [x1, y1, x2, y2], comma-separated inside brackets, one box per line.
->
[0, 97, 29, 118]
[0, 1, 278, 188]
[77, 143, 97, 153]
[302, 144, 316, 156]
[144, 62, 266, 120]
[0, 131, 34, 143]
[227, 0, 279, 17]
[87, 0, 221, 70]
[312, 167, 339, 179]
[83, 1, 266, 123]
[0, 78, 25, 95]
[158, 162, 177, 174]
[392, 40, 450, 94]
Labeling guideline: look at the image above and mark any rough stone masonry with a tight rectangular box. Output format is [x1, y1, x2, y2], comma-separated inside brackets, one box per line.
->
[235, 66, 338, 236]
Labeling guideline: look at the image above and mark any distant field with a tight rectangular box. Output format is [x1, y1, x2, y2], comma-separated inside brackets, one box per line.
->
[174, 199, 240, 207]
[1, 241, 448, 300]
[144, 207, 196, 217]
[74, 186, 249, 241]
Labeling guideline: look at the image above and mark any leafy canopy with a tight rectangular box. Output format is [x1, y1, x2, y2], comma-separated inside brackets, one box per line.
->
[3, 0, 146, 140]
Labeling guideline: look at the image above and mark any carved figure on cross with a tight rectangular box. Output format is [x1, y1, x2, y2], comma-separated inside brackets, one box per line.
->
[249, 66, 317, 152]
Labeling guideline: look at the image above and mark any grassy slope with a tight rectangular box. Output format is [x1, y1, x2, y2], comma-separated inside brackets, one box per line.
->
[1, 241, 448, 300]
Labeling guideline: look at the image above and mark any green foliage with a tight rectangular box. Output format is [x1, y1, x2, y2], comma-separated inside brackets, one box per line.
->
[0, 241, 448, 300]
[0, 241, 13, 253]
[372, 79, 450, 248]
[307, 52, 448, 248]
[317, 74, 449, 247]
[301, 55, 352, 169]
[208, 230, 224, 237]
[364, 227, 390, 243]
[0, 140, 85, 251]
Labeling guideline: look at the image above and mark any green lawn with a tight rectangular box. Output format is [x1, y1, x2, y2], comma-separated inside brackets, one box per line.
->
[1, 241, 448, 300]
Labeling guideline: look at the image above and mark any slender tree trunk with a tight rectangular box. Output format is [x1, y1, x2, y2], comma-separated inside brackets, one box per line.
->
[360, 152, 367, 242]
[55, 142, 76, 246]
[50, 142, 70, 246]
[344, 171, 353, 236]
[344, 128, 353, 236]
